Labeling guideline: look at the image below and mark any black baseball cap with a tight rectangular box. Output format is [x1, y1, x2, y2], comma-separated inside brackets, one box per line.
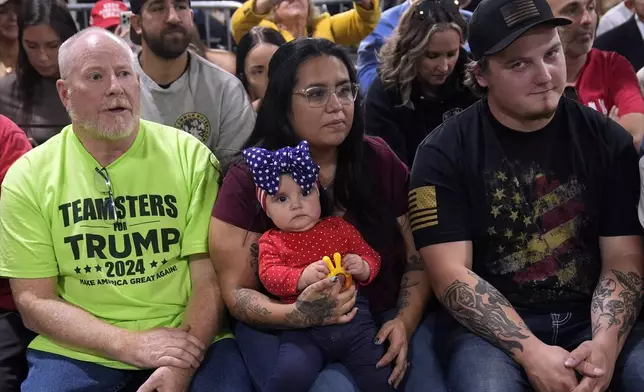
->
[468, 0, 571, 60]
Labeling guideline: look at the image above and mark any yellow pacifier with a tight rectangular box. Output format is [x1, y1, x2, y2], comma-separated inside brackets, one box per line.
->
[323, 252, 353, 289]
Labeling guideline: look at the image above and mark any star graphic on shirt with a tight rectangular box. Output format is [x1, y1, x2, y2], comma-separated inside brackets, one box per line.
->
[531, 233, 540, 241]
[496, 171, 507, 181]
[487, 226, 497, 235]
[84, 265, 92, 273]
[493, 188, 506, 201]
[95, 265, 102, 272]
[497, 245, 505, 253]
[509, 210, 519, 222]
[74, 266, 81, 274]
[150, 260, 158, 268]
[523, 216, 532, 226]
[162, 259, 167, 265]
[512, 193, 522, 204]
[504, 229, 513, 239]
[518, 233, 528, 243]
[491, 206, 501, 218]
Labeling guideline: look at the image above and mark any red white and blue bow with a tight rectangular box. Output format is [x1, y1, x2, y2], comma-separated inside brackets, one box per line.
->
[242, 141, 320, 196]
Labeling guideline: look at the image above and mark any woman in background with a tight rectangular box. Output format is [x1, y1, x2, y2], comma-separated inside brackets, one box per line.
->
[364, 0, 477, 166]
[231, 0, 380, 47]
[0, 0, 77, 146]
[236, 26, 286, 111]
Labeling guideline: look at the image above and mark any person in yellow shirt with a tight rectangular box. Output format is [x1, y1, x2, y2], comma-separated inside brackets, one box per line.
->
[232, 0, 380, 46]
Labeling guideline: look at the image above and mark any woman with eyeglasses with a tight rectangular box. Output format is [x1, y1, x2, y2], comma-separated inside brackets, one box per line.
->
[363, 0, 477, 166]
[0, 0, 77, 146]
[231, 0, 380, 47]
[210, 38, 447, 392]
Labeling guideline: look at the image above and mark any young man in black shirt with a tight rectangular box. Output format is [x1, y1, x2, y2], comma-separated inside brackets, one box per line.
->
[410, 0, 644, 390]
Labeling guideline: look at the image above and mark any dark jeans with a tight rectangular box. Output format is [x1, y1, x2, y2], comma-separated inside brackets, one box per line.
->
[236, 305, 447, 392]
[263, 296, 393, 392]
[21, 338, 254, 392]
[0, 311, 35, 392]
[437, 308, 644, 391]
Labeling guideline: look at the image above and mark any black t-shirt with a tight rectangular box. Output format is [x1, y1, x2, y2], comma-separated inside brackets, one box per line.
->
[409, 97, 642, 311]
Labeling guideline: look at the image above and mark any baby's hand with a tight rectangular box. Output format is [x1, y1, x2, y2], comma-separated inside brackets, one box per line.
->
[297, 260, 330, 291]
[342, 254, 370, 282]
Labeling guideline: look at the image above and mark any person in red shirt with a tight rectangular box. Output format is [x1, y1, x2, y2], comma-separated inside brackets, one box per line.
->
[548, 0, 644, 150]
[0, 115, 33, 392]
[241, 140, 392, 392]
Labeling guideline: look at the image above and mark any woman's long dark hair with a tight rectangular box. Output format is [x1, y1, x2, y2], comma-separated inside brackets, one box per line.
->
[236, 26, 286, 92]
[245, 38, 402, 254]
[16, 0, 77, 120]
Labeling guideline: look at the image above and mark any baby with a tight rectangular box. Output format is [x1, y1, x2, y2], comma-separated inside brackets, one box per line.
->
[243, 141, 395, 392]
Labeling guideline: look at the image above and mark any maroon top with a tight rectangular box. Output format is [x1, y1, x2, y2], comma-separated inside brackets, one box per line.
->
[0, 115, 32, 311]
[212, 136, 410, 313]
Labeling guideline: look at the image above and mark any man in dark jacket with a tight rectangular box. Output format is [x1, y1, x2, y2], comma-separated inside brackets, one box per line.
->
[594, 0, 644, 72]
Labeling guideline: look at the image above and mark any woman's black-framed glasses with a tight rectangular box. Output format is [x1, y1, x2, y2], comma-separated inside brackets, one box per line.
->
[293, 82, 359, 108]
[94, 167, 119, 224]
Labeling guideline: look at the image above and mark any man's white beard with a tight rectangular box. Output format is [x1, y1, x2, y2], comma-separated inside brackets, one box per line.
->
[68, 104, 139, 141]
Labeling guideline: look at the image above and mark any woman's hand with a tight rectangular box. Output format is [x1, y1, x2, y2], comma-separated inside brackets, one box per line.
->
[357, 0, 374, 10]
[287, 277, 358, 327]
[254, 0, 277, 15]
[375, 317, 410, 389]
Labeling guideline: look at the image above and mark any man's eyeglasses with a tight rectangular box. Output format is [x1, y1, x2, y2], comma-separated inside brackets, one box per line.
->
[94, 167, 119, 224]
[293, 83, 359, 108]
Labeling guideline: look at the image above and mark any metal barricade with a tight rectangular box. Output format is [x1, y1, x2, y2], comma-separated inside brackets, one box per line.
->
[66, 1, 241, 51]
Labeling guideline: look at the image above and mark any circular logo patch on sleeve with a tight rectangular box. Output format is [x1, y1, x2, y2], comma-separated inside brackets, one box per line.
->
[175, 112, 211, 143]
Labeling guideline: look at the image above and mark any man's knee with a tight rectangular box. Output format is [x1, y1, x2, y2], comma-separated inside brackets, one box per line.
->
[22, 350, 128, 392]
[612, 322, 644, 391]
[441, 328, 527, 392]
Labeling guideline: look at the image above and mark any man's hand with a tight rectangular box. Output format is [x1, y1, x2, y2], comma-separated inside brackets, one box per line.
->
[564, 341, 614, 392]
[124, 327, 206, 369]
[297, 260, 330, 292]
[286, 277, 358, 327]
[137, 366, 194, 392]
[609, 105, 620, 122]
[522, 343, 582, 391]
[375, 317, 409, 389]
[343, 254, 370, 282]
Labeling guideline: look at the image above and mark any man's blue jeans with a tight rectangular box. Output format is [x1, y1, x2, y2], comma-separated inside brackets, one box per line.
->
[235, 309, 448, 392]
[21, 337, 254, 392]
[436, 308, 644, 392]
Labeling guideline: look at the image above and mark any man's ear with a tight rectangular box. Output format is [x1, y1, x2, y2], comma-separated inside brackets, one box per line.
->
[474, 63, 489, 88]
[130, 13, 143, 35]
[56, 79, 71, 110]
[625, 0, 634, 10]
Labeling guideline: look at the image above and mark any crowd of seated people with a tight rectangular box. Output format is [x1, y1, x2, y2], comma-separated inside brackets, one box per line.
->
[2, 0, 644, 391]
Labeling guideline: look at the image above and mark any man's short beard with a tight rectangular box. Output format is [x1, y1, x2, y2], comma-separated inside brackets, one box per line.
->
[68, 106, 138, 141]
[141, 25, 190, 60]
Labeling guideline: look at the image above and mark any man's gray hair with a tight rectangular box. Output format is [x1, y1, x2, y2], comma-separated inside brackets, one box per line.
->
[58, 27, 133, 80]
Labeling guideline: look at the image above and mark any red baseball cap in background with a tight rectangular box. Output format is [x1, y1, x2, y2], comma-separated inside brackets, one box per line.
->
[90, 0, 129, 30]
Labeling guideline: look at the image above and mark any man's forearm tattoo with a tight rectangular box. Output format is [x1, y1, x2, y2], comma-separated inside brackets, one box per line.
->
[440, 271, 529, 355]
[591, 270, 644, 341]
[284, 296, 337, 328]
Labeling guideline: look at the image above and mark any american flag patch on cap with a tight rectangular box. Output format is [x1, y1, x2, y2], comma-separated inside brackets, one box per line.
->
[500, 0, 541, 27]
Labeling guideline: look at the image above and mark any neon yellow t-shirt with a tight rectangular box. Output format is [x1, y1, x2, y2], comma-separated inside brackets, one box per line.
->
[0, 120, 226, 369]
